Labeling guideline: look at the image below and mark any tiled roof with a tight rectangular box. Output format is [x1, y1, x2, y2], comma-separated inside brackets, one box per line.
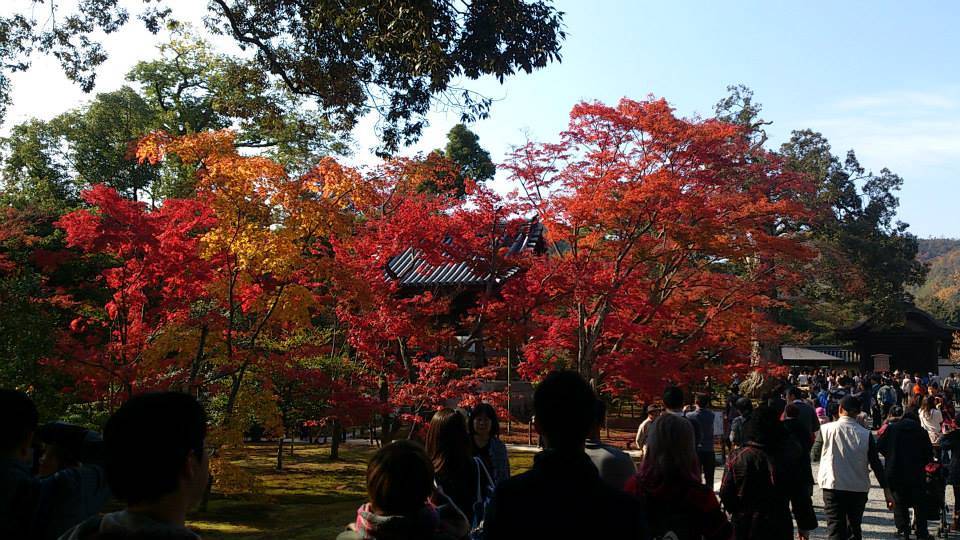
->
[386, 218, 544, 288]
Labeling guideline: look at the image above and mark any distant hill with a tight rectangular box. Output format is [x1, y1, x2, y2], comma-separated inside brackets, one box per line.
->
[914, 238, 960, 325]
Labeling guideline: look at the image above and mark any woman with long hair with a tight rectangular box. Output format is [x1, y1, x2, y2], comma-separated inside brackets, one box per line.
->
[425, 408, 492, 525]
[921, 395, 944, 447]
[468, 403, 510, 485]
[625, 413, 732, 540]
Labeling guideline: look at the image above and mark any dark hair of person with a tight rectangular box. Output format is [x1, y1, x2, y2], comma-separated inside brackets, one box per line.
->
[695, 393, 709, 409]
[735, 397, 753, 416]
[786, 386, 802, 400]
[921, 395, 937, 412]
[743, 404, 784, 446]
[662, 386, 684, 410]
[534, 370, 596, 450]
[839, 395, 862, 415]
[767, 397, 786, 416]
[827, 401, 840, 420]
[469, 403, 500, 439]
[366, 440, 434, 516]
[784, 403, 800, 419]
[103, 392, 207, 505]
[37, 423, 91, 469]
[888, 405, 904, 419]
[425, 408, 472, 477]
[0, 389, 39, 453]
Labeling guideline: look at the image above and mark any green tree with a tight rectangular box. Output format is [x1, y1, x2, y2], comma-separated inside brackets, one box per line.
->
[0, 119, 76, 211]
[779, 130, 927, 334]
[2, 31, 351, 205]
[0, 1, 565, 154]
[58, 87, 162, 200]
[421, 123, 496, 196]
[715, 86, 928, 339]
[445, 123, 495, 185]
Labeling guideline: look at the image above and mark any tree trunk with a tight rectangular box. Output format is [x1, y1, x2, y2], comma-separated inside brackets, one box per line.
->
[199, 474, 214, 512]
[330, 420, 341, 460]
[276, 438, 284, 470]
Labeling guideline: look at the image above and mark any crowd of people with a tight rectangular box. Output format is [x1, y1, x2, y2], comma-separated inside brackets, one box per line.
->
[4, 367, 960, 539]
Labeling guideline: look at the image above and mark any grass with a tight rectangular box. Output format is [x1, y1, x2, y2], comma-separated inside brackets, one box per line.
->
[187, 442, 538, 539]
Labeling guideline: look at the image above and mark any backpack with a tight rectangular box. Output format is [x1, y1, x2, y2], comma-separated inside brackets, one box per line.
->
[469, 457, 495, 540]
[817, 391, 829, 409]
[878, 385, 896, 406]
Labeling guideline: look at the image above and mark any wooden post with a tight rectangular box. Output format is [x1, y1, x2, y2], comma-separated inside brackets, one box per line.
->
[506, 338, 512, 434]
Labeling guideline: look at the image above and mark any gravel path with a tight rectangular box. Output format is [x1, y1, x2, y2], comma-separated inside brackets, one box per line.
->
[709, 463, 953, 539]
[803, 463, 953, 539]
[508, 443, 956, 538]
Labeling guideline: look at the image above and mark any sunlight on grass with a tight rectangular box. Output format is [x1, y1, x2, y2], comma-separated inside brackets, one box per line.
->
[191, 442, 540, 539]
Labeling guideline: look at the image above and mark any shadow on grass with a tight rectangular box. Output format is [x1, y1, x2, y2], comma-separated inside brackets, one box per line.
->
[191, 443, 537, 539]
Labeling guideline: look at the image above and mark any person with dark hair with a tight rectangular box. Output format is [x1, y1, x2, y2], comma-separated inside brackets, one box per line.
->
[483, 370, 648, 539]
[811, 395, 888, 540]
[425, 408, 491, 526]
[729, 398, 752, 448]
[337, 440, 469, 540]
[469, 404, 510, 485]
[585, 399, 636, 490]
[33, 422, 110, 540]
[626, 413, 732, 540]
[781, 401, 817, 535]
[786, 387, 818, 434]
[664, 386, 701, 448]
[685, 394, 716, 487]
[720, 404, 817, 539]
[61, 392, 210, 540]
[0, 390, 109, 540]
[877, 407, 934, 539]
[634, 404, 661, 458]
[943, 420, 960, 532]
[1, 388, 43, 537]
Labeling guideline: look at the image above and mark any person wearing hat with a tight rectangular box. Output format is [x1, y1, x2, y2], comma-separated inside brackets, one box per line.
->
[811, 395, 889, 540]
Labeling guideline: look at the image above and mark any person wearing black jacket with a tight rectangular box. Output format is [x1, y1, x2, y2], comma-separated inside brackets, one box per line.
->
[483, 371, 649, 539]
[877, 409, 933, 539]
[940, 421, 960, 532]
[720, 404, 818, 540]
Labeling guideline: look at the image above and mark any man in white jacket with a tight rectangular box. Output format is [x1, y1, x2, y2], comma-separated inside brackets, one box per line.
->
[811, 395, 890, 540]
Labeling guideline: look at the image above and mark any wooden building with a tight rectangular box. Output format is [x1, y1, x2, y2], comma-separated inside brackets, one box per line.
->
[840, 306, 957, 374]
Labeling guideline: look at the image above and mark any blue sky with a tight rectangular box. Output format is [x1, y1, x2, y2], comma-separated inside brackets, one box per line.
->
[3, 1, 959, 236]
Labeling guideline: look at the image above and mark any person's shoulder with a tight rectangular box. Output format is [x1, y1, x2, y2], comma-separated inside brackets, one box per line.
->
[492, 467, 536, 495]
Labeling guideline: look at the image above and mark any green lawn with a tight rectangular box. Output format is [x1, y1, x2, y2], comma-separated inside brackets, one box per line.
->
[188, 442, 537, 539]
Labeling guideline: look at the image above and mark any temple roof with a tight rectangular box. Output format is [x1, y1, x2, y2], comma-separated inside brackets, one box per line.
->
[385, 217, 544, 288]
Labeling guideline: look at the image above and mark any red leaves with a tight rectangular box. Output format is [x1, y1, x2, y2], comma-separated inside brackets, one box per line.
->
[503, 97, 816, 397]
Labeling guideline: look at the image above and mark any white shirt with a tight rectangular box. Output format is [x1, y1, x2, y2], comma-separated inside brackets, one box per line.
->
[817, 416, 875, 492]
[921, 408, 944, 445]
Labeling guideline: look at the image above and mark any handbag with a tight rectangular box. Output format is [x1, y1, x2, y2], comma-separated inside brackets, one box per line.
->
[470, 457, 495, 540]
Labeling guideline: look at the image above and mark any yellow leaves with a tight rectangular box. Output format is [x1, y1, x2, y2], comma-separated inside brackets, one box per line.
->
[209, 456, 266, 498]
[137, 130, 369, 282]
[141, 326, 202, 369]
[136, 130, 238, 166]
